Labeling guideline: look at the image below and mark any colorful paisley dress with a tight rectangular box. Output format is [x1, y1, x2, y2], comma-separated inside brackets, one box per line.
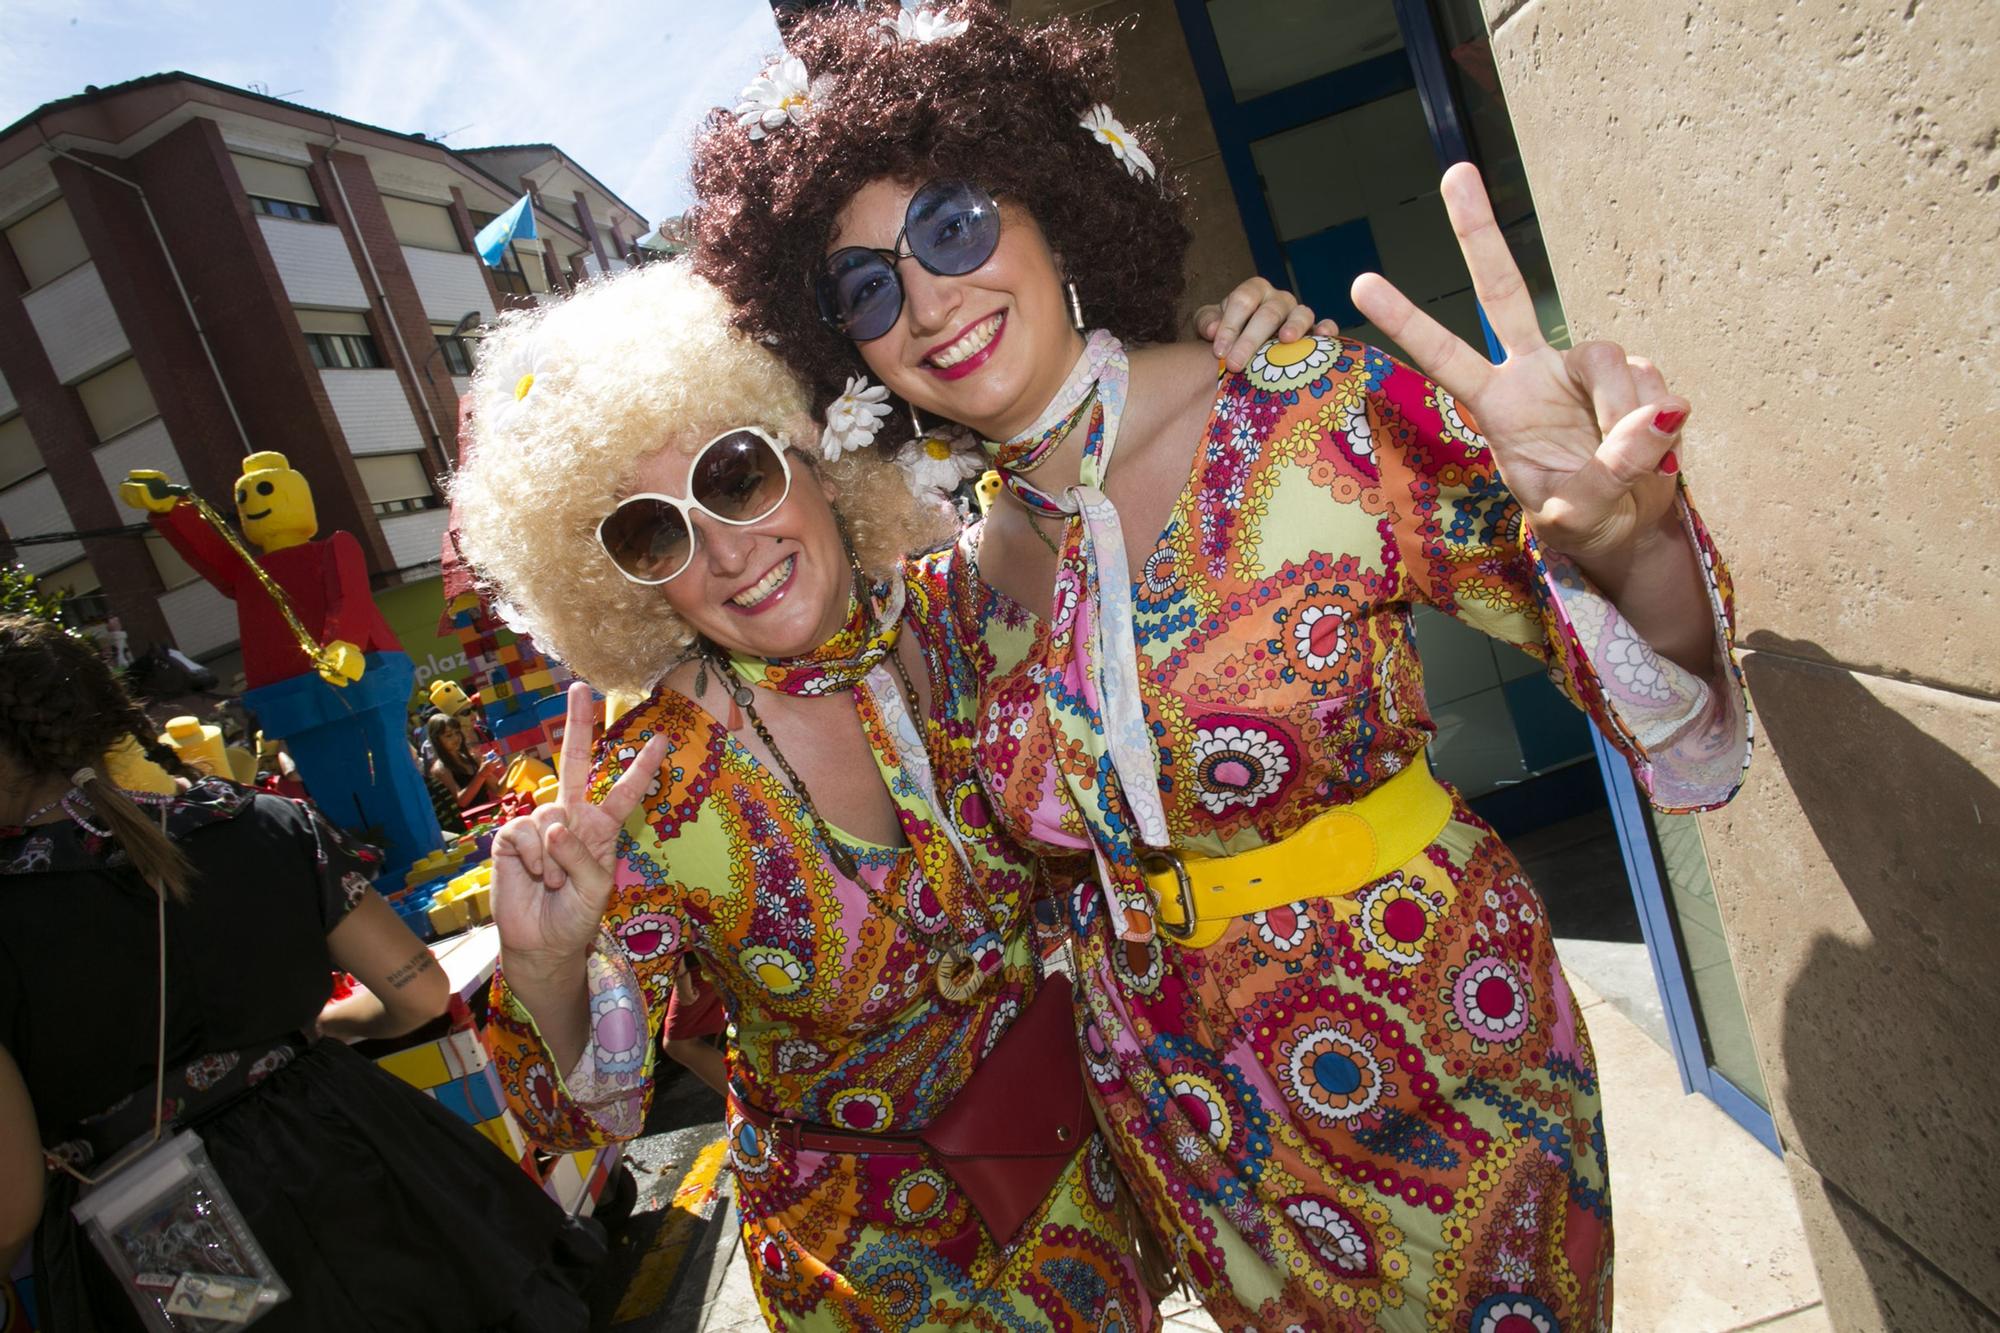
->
[950, 335, 1752, 1331]
[483, 564, 1151, 1332]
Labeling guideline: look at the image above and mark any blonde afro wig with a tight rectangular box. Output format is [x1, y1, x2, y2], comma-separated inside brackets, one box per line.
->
[450, 261, 949, 697]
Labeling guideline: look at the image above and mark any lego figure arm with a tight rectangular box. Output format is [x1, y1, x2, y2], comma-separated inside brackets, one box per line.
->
[122, 474, 245, 597]
[311, 530, 381, 683]
[318, 530, 378, 645]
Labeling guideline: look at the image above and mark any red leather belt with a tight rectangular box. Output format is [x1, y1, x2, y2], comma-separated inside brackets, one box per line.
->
[733, 974, 1086, 1244]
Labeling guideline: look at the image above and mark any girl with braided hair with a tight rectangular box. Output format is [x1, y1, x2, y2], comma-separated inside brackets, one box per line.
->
[689, 3, 1753, 1328]
[0, 615, 598, 1331]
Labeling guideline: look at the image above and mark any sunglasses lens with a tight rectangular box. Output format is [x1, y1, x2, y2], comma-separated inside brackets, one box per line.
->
[819, 249, 903, 342]
[599, 498, 691, 583]
[691, 430, 789, 522]
[907, 180, 999, 277]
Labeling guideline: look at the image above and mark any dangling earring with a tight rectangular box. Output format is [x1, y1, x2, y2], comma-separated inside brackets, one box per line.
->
[1067, 281, 1085, 332]
[909, 401, 924, 441]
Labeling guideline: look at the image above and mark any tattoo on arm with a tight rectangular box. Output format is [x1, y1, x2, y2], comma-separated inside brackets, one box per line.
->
[384, 950, 438, 990]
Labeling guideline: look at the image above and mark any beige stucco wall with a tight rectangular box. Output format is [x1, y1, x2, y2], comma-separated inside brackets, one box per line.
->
[1480, 1, 2000, 1327]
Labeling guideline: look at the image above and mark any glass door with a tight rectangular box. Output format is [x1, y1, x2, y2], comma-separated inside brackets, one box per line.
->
[1173, 0, 1778, 1151]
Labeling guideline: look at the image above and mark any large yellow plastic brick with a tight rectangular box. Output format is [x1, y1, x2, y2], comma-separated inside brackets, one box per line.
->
[375, 1039, 451, 1090]
[473, 1118, 514, 1153]
[428, 897, 470, 936]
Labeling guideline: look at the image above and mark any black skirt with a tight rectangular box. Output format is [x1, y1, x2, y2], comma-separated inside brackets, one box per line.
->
[36, 1040, 600, 1333]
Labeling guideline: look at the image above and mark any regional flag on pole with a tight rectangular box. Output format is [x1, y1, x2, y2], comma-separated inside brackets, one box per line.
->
[474, 194, 538, 268]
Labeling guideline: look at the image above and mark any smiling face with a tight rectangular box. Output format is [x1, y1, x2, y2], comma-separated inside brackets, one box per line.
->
[619, 438, 852, 662]
[829, 177, 1084, 441]
[233, 451, 317, 552]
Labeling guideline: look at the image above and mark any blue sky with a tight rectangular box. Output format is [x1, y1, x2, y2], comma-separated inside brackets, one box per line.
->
[0, 0, 785, 222]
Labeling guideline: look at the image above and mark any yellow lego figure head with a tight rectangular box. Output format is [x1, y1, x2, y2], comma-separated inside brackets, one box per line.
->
[429, 679, 472, 716]
[161, 716, 229, 777]
[235, 451, 317, 552]
[975, 470, 1002, 516]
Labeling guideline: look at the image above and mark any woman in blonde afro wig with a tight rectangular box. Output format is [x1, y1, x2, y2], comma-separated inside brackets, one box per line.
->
[450, 261, 942, 699]
[449, 260, 1168, 1328]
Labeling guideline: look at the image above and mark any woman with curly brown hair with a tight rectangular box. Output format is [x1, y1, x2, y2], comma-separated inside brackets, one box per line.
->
[0, 614, 600, 1331]
[689, 4, 1753, 1329]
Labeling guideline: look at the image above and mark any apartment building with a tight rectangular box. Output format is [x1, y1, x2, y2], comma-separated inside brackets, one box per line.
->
[0, 73, 647, 660]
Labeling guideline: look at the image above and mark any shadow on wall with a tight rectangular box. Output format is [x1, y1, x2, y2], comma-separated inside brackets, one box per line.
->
[1743, 634, 2000, 1331]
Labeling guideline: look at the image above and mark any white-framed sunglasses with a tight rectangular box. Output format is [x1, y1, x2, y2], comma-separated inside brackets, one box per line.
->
[594, 426, 794, 585]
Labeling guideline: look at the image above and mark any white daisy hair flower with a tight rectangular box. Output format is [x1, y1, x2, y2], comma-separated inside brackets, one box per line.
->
[735, 55, 831, 141]
[894, 430, 984, 498]
[820, 375, 893, 458]
[485, 336, 558, 436]
[1079, 104, 1155, 180]
[883, 0, 969, 44]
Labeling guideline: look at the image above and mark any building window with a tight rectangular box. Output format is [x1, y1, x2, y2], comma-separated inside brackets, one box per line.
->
[41, 557, 109, 624]
[146, 533, 199, 590]
[77, 358, 159, 442]
[304, 332, 383, 370]
[0, 414, 42, 490]
[432, 330, 476, 376]
[5, 197, 91, 289]
[355, 452, 439, 515]
[231, 154, 327, 225]
[250, 195, 328, 223]
[491, 261, 532, 298]
[383, 196, 462, 252]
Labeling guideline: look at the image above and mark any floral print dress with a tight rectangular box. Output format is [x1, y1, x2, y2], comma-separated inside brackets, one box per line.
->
[484, 563, 1151, 1332]
[950, 336, 1751, 1331]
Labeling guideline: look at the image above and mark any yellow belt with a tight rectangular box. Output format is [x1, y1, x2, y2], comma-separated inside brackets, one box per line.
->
[1143, 755, 1455, 949]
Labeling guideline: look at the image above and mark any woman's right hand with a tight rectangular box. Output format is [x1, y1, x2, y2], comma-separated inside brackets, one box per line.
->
[491, 683, 667, 983]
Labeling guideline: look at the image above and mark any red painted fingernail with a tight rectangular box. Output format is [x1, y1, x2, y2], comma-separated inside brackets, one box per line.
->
[1658, 450, 1680, 476]
[1653, 408, 1688, 435]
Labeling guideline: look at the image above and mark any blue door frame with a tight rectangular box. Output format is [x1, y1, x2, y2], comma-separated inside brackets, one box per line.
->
[1172, 0, 1780, 1155]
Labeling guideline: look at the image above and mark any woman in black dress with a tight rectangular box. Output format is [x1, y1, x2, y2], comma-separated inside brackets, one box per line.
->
[0, 615, 595, 1331]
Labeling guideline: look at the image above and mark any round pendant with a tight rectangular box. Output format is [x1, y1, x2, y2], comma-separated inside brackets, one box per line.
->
[935, 944, 987, 1003]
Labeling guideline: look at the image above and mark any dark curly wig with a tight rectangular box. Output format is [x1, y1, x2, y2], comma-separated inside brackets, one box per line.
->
[1, 614, 193, 898]
[688, 0, 1190, 420]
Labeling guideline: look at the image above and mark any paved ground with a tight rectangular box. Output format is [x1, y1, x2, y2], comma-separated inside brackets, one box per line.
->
[580, 1065, 729, 1331]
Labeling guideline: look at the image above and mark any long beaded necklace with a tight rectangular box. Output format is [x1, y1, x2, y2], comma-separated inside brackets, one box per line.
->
[1018, 502, 1063, 556]
[701, 603, 994, 1004]
[14, 783, 176, 834]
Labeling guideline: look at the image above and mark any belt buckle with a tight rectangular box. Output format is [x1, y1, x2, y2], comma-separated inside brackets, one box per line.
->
[773, 1116, 803, 1153]
[1139, 848, 1199, 942]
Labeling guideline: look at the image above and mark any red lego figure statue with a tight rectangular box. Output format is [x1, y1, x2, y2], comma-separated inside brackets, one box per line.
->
[123, 452, 399, 688]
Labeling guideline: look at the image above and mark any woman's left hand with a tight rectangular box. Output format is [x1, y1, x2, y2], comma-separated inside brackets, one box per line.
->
[1194, 278, 1342, 373]
[1351, 163, 1688, 564]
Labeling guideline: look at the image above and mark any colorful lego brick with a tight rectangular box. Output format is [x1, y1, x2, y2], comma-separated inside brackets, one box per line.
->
[441, 1026, 489, 1078]
[583, 1146, 617, 1201]
[431, 1066, 504, 1124]
[375, 1040, 450, 1090]
[545, 1152, 587, 1212]
[473, 1114, 527, 1157]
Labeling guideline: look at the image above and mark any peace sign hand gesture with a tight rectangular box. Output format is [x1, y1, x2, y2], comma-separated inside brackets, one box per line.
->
[491, 683, 669, 985]
[1352, 164, 1689, 564]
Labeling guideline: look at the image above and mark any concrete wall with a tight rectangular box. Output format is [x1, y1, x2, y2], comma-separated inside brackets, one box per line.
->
[1010, 0, 1260, 328]
[1478, 1, 2000, 1327]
